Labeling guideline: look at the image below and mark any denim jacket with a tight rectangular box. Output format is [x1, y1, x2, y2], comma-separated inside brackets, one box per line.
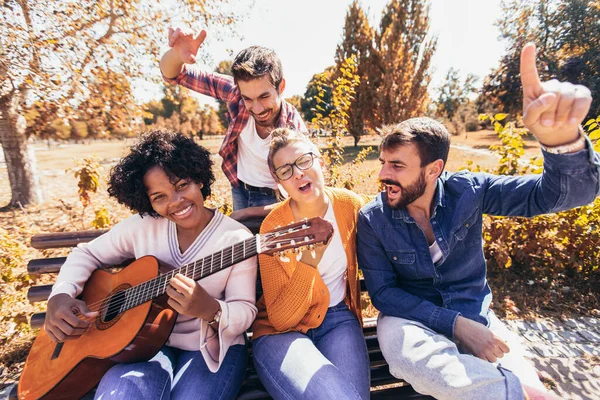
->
[357, 140, 600, 339]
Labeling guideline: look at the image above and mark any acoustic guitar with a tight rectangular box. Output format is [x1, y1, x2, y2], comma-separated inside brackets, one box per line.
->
[18, 217, 333, 399]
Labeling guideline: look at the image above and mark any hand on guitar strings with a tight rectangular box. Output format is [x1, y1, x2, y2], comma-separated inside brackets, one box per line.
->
[45, 294, 99, 343]
[166, 274, 220, 322]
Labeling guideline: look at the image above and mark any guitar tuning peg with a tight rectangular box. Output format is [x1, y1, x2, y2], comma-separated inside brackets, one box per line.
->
[295, 251, 303, 261]
[280, 253, 290, 262]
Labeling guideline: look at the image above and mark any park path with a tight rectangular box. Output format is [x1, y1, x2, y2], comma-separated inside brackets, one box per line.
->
[506, 317, 600, 399]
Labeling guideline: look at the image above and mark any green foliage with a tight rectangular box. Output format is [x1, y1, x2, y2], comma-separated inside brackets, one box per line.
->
[436, 68, 478, 134]
[214, 60, 233, 130]
[480, 0, 600, 119]
[313, 56, 360, 187]
[302, 68, 335, 124]
[463, 114, 600, 302]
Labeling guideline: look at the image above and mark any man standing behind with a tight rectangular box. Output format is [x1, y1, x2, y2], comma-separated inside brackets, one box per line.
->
[357, 43, 599, 400]
[160, 28, 307, 219]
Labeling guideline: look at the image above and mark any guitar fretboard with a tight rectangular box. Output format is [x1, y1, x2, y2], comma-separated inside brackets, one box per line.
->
[119, 236, 258, 312]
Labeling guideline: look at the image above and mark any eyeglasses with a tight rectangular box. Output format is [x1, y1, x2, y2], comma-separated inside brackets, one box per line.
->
[274, 152, 317, 181]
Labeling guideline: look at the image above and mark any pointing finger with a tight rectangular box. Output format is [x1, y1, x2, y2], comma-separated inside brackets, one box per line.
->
[520, 43, 543, 98]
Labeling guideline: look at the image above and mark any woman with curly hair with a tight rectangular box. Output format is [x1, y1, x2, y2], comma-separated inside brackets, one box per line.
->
[251, 128, 371, 400]
[44, 130, 257, 400]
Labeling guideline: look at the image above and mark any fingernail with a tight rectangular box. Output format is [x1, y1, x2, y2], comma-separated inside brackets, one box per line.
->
[554, 121, 564, 128]
[569, 118, 578, 125]
[541, 119, 554, 127]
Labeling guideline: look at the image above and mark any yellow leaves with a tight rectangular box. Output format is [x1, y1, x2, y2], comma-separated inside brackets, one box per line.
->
[72, 157, 101, 209]
[493, 121, 503, 133]
[92, 207, 111, 229]
[494, 113, 508, 121]
[589, 129, 600, 140]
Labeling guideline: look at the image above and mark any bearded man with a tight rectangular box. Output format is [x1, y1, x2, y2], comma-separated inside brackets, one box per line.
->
[357, 43, 599, 400]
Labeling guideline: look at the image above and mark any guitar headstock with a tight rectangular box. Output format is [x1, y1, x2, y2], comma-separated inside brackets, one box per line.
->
[259, 217, 334, 258]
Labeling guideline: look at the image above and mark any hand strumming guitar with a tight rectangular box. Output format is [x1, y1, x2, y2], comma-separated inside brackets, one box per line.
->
[45, 294, 98, 343]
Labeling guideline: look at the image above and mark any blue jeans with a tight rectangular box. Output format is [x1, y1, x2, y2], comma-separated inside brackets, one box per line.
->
[231, 184, 278, 211]
[94, 344, 247, 400]
[252, 302, 370, 400]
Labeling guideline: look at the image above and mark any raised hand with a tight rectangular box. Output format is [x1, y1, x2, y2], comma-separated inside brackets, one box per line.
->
[166, 273, 220, 321]
[520, 43, 592, 147]
[167, 27, 207, 65]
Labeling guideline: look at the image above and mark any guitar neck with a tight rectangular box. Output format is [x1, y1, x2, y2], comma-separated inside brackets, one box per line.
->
[122, 236, 259, 310]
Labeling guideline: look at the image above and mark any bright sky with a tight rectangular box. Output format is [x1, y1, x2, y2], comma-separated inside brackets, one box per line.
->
[136, 0, 507, 105]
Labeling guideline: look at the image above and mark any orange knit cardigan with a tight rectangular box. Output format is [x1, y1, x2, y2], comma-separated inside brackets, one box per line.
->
[251, 187, 368, 340]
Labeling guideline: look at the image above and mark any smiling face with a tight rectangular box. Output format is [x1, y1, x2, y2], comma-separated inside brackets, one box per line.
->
[237, 75, 285, 127]
[378, 143, 431, 210]
[143, 166, 208, 234]
[272, 141, 325, 204]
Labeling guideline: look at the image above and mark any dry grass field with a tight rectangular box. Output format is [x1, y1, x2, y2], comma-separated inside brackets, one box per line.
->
[1, 129, 540, 212]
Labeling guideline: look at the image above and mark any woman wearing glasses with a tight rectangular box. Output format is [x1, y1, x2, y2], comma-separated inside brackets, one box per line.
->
[250, 128, 370, 400]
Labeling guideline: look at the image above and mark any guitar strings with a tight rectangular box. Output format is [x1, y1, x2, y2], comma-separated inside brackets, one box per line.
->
[78, 235, 263, 315]
[72, 232, 316, 322]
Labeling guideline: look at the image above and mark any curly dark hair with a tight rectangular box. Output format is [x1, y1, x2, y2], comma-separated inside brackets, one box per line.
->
[108, 130, 215, 217]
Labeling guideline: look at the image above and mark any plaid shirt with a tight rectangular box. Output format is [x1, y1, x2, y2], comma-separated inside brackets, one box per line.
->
[163, 66, 308, 187]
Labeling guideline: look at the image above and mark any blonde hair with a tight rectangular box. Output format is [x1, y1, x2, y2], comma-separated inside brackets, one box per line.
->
[267, 128, 320, 178]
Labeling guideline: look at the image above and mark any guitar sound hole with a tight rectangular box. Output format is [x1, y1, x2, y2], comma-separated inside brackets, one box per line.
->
[103, 291, 126, 322]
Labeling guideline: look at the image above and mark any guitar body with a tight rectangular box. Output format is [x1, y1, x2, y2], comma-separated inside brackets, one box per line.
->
[18, 256, 178, 400]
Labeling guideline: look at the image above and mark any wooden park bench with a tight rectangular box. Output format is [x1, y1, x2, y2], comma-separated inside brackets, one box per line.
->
[9, 218, 429, 400]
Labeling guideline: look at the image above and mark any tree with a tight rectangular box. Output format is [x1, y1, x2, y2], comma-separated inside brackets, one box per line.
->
[375, 0, 437, 124]
[77, 68, 140, 138]
[0, 0, 243, 208]
[335, 0, 378, 146]
[285, 95, 304, 117]
[214, 60, 233, 129]
[436, 68, 478, 133]
[480, 0, 600, 118]
[301, 67, 334, 125]
[478, 0, 545, 116]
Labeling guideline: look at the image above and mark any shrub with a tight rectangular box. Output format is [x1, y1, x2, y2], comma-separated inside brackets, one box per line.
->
[465, 115, 600, 313]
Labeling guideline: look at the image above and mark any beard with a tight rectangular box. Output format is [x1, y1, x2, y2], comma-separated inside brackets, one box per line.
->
[381, 170, 427, 210]
[251, 106, 280, 127]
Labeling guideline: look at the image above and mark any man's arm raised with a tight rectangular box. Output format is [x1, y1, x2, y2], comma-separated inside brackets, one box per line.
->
[159, 28, 207, 79]
[520, 42, 591, 149]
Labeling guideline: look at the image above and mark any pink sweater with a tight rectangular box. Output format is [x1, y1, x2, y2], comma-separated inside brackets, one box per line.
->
[50, 210, 257, 372]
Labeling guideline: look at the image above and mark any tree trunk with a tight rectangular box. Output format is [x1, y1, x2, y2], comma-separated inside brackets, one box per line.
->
[0, 93, 43, 208]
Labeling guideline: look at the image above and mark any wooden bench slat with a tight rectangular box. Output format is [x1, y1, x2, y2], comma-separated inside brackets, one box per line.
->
[27, 257, 67, 275]
[28, 285, 53, 303]
[30, 230, 108, 249]
[30, 312, 46, 329]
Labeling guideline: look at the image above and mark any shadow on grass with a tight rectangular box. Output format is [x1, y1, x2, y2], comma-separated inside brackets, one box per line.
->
[336, 144, 380, 166]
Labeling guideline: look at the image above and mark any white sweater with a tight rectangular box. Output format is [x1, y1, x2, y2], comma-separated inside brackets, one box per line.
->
[50, 210, 257, 372]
